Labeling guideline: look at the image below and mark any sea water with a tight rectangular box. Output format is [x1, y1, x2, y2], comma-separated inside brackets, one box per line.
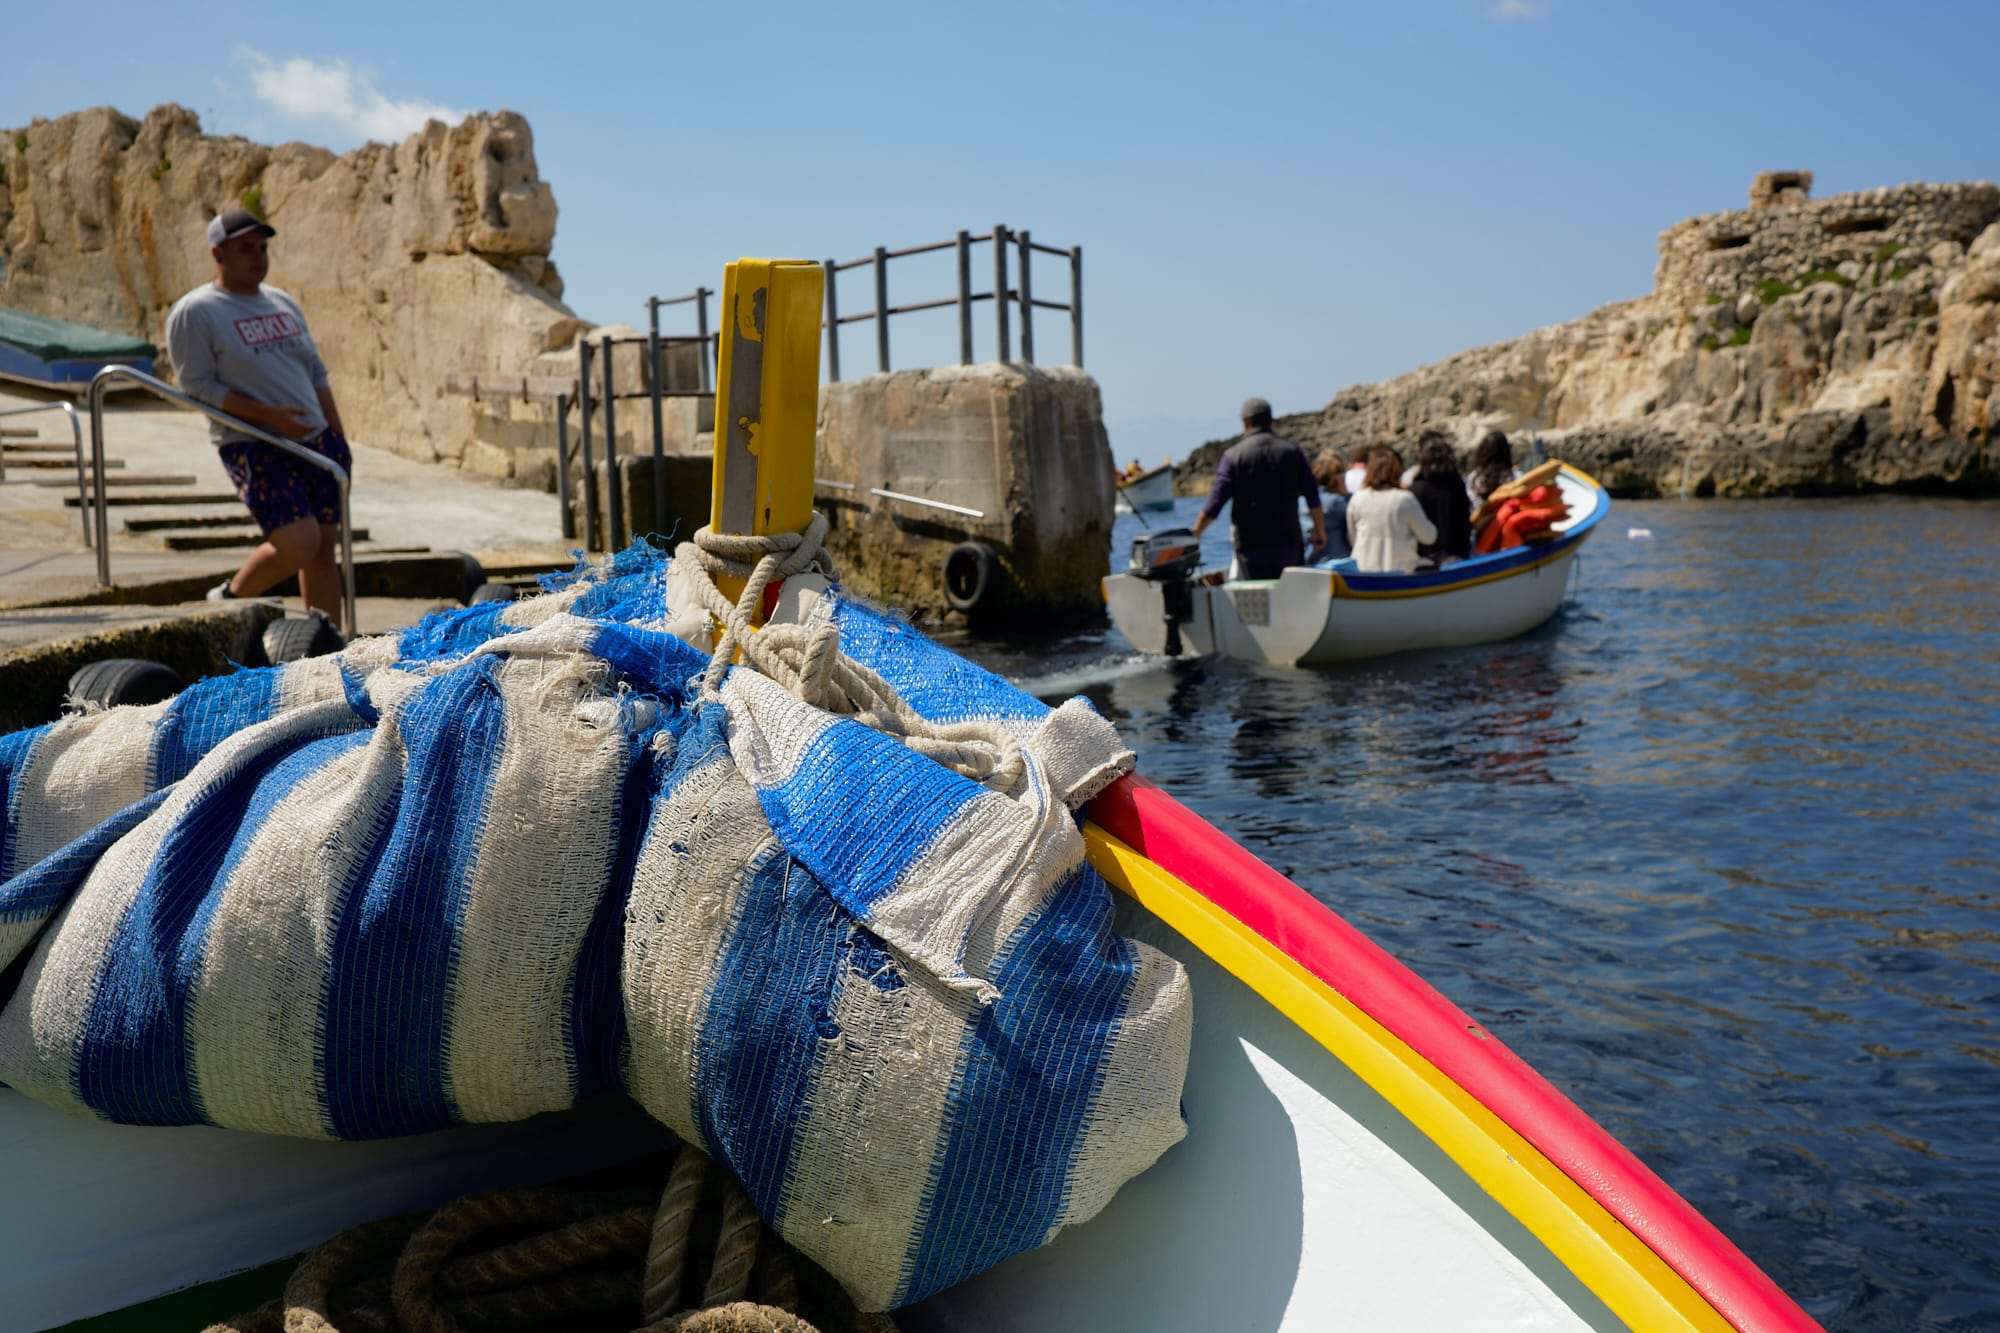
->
[958, 494, 2000, 1333]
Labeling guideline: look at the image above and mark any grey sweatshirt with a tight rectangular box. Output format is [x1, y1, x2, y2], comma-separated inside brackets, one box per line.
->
[164, 283, 329, 445]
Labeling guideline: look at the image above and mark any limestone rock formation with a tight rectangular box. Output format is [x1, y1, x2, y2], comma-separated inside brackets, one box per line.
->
[0, 104, 590, 468]
[1179, 176, 2000, 496]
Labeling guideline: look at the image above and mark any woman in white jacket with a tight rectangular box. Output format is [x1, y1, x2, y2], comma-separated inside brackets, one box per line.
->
[1346, 446, 1438, 573]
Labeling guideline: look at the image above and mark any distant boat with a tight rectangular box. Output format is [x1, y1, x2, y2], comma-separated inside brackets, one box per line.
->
[1105, 463, 1609, 666]
[1115, 461, 1176, 513]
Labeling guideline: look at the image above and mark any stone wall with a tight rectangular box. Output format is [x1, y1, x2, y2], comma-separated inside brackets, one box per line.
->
[1654, 178, 2000, 311]
[0, 104, 594, 470]
[1178, 174, 2000, 498]
[816, 362, 1115, 623]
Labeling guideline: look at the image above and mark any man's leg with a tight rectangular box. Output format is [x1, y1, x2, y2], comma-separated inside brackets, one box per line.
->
[295, 522, 344, 632]
[230, 516, 321, 598]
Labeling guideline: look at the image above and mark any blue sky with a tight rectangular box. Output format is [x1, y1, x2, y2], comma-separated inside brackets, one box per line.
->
[7, 1, 1997, 462]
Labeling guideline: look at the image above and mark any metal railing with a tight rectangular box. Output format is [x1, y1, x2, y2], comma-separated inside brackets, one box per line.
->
[0, 400, 90, 545]
[87, 366, 357, 633]
[823, 226, 1081, 380]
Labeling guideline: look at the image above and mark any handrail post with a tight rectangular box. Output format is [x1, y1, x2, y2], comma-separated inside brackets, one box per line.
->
[87, 365, 355, 633]
[82, 391, 111, 579]
[577, 340, 598, 551]
[65, 402, 92, 555]
[1070, 245, 1084, 369]
[823, 259, 841, 383]
[1018, 229, 1035, 364]
[993, 224, 1011, 363]
[874, 245, 891, 375]
[647, 297, 666, 539]
[695, 286, 713, 393]
[601, 333, 624, 550]
[956, 230, 973, 365]
[555, 391, 575, 541]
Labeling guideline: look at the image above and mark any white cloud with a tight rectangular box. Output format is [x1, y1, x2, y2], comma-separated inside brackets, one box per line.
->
[1491, 0, 1546, 18]
[232, 46, 465, 143]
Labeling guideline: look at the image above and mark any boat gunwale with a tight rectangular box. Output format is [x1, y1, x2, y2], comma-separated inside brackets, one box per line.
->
[1082, 772, 1821, 1333]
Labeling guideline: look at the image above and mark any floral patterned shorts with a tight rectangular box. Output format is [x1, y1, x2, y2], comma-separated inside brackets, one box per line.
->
[218, 430, 352, 534]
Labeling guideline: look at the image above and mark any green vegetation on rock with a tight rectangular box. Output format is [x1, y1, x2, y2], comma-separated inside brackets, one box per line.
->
[1728, 326, 1753, 348]
[240, 183, 266, 220]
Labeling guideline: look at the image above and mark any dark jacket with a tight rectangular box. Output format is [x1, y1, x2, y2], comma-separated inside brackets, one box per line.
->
[1409, 476, 1472, 561]
[1200, 430, 1322, 578]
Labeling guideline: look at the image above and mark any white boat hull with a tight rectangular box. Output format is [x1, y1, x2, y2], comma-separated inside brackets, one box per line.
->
[907, 897, 1616, 1332]
[1105, 466, 1608, 667]
[1116, 465, 1176, 513]
[0, 1093, 672, 1331]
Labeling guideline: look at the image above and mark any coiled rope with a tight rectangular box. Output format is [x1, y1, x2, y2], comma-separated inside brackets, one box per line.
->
[677, 517, 1026, 794]
[206, 1143, 896, 1333]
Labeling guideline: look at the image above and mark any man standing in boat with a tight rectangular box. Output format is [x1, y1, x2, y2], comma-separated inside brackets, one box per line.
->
[1191, 397, 1326, 578]
[166, 206, 350, 635]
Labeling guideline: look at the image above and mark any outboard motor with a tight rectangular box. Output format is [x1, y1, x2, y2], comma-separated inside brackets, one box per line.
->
[1128, 527, 1202, 656]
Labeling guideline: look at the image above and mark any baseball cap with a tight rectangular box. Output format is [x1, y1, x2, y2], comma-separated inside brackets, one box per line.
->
[206, 207, 276, 248]
[1241, 396, 1272, 422]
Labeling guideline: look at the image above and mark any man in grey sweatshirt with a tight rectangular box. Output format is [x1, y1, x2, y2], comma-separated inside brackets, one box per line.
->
[165, 207, 351, 633]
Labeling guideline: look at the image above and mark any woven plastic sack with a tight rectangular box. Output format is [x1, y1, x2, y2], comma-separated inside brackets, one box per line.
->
[0, 544, 1190, 1309]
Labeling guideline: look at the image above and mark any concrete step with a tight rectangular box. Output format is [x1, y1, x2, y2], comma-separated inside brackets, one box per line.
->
[4, 455, 124, 469]
[159, 527, 373, 551]
[66, 491, 242, 507]
[34, 473, 199, 488]
[0, 426, 40, 438]
[124, 511, 251, 533]
[2, 444, 79, 456]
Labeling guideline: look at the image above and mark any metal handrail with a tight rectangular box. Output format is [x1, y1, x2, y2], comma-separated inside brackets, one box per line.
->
[0, 400, 90, 549]
[87, 366, 357, 633]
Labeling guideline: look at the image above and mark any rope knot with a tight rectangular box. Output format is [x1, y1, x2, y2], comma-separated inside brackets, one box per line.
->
[678, 515, 1025, 794]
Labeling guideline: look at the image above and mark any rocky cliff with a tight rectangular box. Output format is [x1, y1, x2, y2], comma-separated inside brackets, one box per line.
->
[0, 104, 588, 470]
[1181, 173, 2000, 496]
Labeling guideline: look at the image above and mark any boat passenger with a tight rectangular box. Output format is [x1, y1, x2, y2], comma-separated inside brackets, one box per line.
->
[166, 207, 351, 634]
[1408, 430, 1472, 563]
[1346, 446, 1437, 573]
[1343, 449, 1370, 501]
[1191, 397, 1326, 579]
[1312, 448, 1353, 561]
[1467, 429, 1517, 506]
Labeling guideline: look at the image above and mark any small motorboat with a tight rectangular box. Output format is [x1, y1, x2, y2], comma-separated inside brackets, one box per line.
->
[1104, 463, 1609, 666]
[1115, 460, 1176, 512]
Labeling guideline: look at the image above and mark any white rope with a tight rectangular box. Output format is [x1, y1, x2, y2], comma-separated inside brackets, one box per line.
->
[676, 515, 1027, 794]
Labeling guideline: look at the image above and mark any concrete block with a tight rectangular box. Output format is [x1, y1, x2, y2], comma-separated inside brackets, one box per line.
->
[0, 601, 285, 731]
[571, 454, 714, 551]
[816, 362, 1115, 623]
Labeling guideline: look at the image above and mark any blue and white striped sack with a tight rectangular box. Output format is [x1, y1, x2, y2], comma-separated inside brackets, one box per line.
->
[0, 545, 1191, 1309]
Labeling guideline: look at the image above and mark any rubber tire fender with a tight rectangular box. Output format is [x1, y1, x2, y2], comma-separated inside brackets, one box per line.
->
[67, 658, 184, 712]
[263, 614, 345, 664]
[942, 541, 1001, 614]
[469, 581, 518, 604]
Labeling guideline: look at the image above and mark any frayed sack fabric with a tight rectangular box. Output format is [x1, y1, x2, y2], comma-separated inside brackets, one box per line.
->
[0, 541, 1191, 1310]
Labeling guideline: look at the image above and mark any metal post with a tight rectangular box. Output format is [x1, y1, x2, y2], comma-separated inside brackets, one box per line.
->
[1018, 229, 1035, 364]
[647, 298, 666, 540]
[578, 340, 599, 551]
[956, 230, 973, 365]
[601, 333, 624, 550]
[695, 286, 713, 393]
[824, 259, 841, 382]
[993, 224, 1010, 363]
[874, 245, 890, 374]
[1071, 245, 1084, 369]
[555, 391, 575, 541]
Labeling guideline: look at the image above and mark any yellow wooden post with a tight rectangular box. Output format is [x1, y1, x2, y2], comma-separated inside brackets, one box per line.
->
[712, 259, 824, 544]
